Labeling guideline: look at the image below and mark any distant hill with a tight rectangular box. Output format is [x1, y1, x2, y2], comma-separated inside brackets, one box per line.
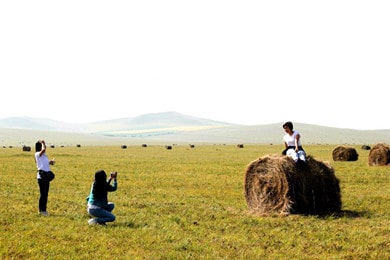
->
[1, 111, 390, 146]
[0, 117, 86, 132]
[0, 112, 233, 133]
[82, 111, 234, 134]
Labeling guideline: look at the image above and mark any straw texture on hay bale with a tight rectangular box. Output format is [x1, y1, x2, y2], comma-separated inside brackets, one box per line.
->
[368, 143, 390, 166]
[244, 154, 341, 215]
[332, 146, 358, 161]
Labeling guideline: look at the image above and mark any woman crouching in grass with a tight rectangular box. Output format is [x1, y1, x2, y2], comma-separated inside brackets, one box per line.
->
[87, 170, 118, 225]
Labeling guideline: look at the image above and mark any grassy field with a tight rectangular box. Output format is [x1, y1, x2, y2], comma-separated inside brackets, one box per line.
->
[0, 144, 389, 259]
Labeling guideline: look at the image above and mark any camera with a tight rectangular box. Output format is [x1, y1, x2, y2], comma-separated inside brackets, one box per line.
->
[110, 172, 117, 178]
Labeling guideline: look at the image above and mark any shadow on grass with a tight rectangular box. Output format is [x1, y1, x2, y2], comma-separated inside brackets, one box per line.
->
[112, 221, 149, 229]
[316, 209, 369, 219]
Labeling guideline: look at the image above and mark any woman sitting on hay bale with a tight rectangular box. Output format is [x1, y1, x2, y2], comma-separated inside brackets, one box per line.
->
[282, 121, 306, 166]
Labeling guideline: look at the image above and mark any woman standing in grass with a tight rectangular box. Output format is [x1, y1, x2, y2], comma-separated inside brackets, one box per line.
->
[35, 140, 55, 216]
[87, 170, 118, 225]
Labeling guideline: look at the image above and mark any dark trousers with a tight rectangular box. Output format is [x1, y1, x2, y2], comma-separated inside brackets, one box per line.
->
[38, 178, 50, 212]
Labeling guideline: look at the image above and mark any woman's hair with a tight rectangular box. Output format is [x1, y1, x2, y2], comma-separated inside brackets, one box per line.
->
[35, 141, 42, 152]
[95, 170, 107, 184]
[92, 170, 108, 199]
[283, 121, 293, 130]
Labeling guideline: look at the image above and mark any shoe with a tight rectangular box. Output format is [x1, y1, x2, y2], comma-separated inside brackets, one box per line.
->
[88, 219, 98, 225]
[88, 219, 106, 226]
[39, 211, 49, 216]
[296, 159, 307, 169]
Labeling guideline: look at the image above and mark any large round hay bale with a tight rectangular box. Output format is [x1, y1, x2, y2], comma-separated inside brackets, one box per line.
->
[368, 143, 390, 166]
[332, 146, 359, 161]
[244, 154, 341, 215]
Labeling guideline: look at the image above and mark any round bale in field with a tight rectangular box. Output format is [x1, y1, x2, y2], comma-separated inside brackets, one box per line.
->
[244, 154, 341, 215]
[332, 146, 358, 161]
[368, 143, 390, 166]
[22, 145, 31, 152]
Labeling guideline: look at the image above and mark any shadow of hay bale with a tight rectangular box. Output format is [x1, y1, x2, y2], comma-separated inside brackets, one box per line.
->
[244, 154, 342, 216]
[332, 146, 358, 161]
[368, 143, 390, 166]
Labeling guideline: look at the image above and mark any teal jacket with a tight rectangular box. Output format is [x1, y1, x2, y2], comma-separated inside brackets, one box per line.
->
[87, 179, 117, 208]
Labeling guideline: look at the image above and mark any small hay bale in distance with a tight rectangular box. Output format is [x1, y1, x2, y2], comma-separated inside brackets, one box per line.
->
[244, 154, 341, 215]
[22, 146, 31, 152]
[368, 143, 390, 166]
[332, 146, 359, 161]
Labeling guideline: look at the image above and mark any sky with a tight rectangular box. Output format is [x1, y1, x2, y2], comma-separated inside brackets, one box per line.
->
[1, 1, 389, 130]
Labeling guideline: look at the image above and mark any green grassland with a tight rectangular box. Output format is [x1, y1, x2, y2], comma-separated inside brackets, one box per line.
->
[0, 145, 389, 259]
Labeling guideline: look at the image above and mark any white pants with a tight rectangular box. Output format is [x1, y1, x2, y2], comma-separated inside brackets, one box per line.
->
[286, 149, 306, 162]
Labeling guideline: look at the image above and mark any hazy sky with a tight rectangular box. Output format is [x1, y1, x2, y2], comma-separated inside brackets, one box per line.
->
[1, 1, 389, 130]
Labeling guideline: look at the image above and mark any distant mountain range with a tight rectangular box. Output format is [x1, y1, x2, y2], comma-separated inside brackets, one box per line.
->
[1, 111, 390, 146]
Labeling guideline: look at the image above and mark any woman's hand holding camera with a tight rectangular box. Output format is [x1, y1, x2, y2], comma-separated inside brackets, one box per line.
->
[110, 171, 117, 179]
[49, 158, 55, 165]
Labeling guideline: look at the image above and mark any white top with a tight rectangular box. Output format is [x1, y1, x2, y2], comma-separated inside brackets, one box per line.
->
[35, 152, 51, 179]
[283, 130, 301, 147]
